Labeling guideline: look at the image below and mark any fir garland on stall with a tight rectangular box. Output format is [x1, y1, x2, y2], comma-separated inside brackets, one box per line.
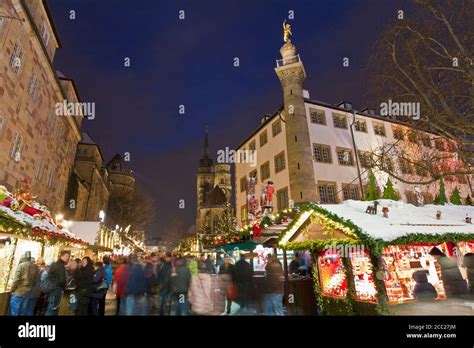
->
[0, 216, 90, 247]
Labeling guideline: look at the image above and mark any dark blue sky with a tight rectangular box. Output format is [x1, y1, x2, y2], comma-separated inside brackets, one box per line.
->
[49, 0, 409, 237]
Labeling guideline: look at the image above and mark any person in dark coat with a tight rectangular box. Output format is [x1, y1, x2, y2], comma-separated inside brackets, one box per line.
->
[90, 262, 107, 316]
[463, 253, 474, 297]
[263, 255, 284, 315]
[171, 258, 191, 316]
[45, 250, 70, 316]
[289, 254, 301, 274]
[413, 270, 437, 301]
[74, 257, 94, 316]
[125, 257, 147, 315]
[429, 247, 469, 298]
[99, 256, 113, 316]
[234, 255, 253, 311]
[156, 252, 173, 315]
[220, 255, 236, 314]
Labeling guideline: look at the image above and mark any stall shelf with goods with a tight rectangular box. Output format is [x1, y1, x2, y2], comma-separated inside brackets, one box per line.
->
[278, 200, 474, 315]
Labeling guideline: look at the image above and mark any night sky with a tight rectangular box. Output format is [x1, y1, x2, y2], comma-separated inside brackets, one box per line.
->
[49, 0, 410, 238]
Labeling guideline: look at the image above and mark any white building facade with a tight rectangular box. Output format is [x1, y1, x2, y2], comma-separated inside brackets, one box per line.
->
[235, 40, 472, 225]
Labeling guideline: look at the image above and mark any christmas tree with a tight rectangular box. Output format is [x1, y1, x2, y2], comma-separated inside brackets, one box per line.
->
[466, 194, 473, 206]
[449, 187, 462, 205]
[365, 169, 379, 201]
[434, 178, 447, 205]
[382, 178, 398, 200]
[216, 202, 237, 237]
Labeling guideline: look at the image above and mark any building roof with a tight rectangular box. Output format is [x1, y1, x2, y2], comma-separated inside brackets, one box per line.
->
[287, 200, 474, 243]
[42, 0, 62, 48]
[80, 132, 96, 145]
[199, 129, 213, 168]
[106, 154, 133, 175]
[235, 98, 445, 150]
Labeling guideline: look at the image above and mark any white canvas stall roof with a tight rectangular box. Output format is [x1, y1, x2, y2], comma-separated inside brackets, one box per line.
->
[321, 200, 474, 241]
[67, 221, 101, 244]
[0, 205, 73, 237]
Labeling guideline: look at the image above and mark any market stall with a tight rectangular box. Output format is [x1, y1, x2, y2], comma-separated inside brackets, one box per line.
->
[0, 183, 90, 315]
[278, 199, 474, 315]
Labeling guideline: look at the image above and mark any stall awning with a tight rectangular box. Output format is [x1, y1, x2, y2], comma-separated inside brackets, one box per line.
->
[220, 241, 258, 252]
[67, 221, 101, 245]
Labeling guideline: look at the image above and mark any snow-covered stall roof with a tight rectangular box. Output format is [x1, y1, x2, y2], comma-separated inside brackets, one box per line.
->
[322, 200, 474, 241]
[67, 221, 101, 245]
[0, 205, 74, 237]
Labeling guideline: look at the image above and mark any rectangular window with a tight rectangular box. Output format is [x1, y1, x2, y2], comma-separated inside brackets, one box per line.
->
[240, 176, 246, 193]
[274, 151, 286, 173]
[313, 144, 332, 163]
[354, 119, 367, 132]
[415, 165, 428, 177]
[272, 119, 282, 137]
[399, 158, 413, 174]
[381, 156, 394, 172]
[342, 184, 360, 201]
[249, 140, 256, 151]
[47, 111, 56, 131]
[358, 151, 372, 168]
[332, 114, 347, 129]
[260, 161, 270, 181]
[259, 130, 268, 147]
[28, 73, 39, 99]
[421, 135, 432, 148]
[8, 131, 23, 160]
[10, 42, 25, 75]
[0, 116, 5, 136]
[277, 187, 289, 211]
[56, 121, 65, 141]
[408, 131, 418, 143]
[241, 205, 248, 224]
[337, 148, 354, 166]
[42, 24, 50, 46]
[310, 109, 326, 125]
[47, 168, 54, 189]
[318, 183, 337, 204]
[373, 122, 386, 136]
[35, 159, 44, 181]
[393, 127, 404, 140]
[435, 139, 445, 151]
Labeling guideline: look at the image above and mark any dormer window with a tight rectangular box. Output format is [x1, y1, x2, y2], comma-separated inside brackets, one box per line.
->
[42, 24, 50, 46]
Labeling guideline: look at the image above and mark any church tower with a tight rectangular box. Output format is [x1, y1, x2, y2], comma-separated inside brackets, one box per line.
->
[274, 22, 317, 203]
[196, 130, 214, 229]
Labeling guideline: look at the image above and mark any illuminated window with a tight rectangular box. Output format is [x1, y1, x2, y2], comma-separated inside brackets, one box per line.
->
[313, 144, 331, 163]
[310, 109, 326, 125]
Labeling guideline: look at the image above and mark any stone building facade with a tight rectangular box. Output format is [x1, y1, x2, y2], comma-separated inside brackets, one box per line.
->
[0, 0, 83, 212]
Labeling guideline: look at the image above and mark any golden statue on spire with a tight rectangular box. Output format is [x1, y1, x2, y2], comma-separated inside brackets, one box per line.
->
[283, 19, 292, 43]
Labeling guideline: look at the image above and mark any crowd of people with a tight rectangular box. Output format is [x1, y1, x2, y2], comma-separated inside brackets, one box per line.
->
[8, 249, 286, 316]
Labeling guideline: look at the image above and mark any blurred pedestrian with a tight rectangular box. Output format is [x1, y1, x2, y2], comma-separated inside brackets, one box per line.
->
[91, 262, 107, 316]
[113, 257, 129, 315]
[125, 256, 146, 315]
[45, 250, 70, 316]
[234, 254, 253, 312]
[263, 255, 284, 315]
[10, 251, 39, 315]
[220, 255, 236, 314]
[157, 252, 173, 315]
[430, 247, 469, 298]
[99, 256, 113, 316]
[172, 258, 191, 316]
[74, 257, 93, 316]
